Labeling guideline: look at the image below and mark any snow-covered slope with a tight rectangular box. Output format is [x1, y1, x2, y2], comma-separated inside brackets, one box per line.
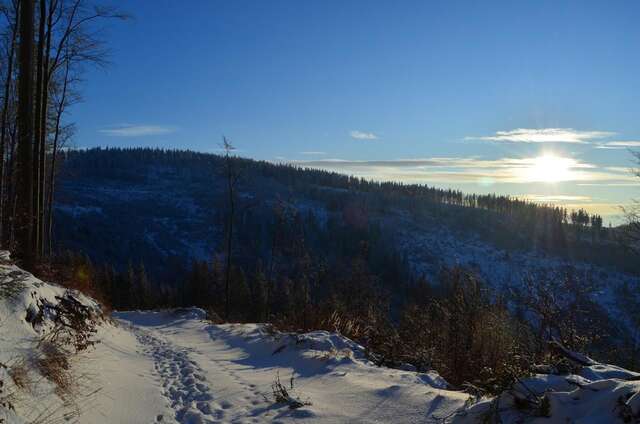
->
[3, 256, 640, 423]
[0, 251, 105, 423]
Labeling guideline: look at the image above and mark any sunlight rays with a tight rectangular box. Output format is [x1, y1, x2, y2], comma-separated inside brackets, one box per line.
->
[519, 154, 575, 183]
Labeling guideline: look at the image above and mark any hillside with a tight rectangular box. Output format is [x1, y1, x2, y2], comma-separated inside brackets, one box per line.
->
[54, 148, 636, 276]
[52, 149, 640, 328]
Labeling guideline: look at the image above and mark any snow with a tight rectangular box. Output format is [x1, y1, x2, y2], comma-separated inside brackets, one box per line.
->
[111, 309, 467, 423]
[456, 366, 640, 423]
[2, 254, 640, 423]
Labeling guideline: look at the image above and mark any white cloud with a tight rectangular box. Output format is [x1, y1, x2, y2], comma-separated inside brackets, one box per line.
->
[349, 130, 378, 140]
[595, 141, 640, 149]
[520, 194, 592, 203]
[300, 151, 327, 155]
[293, 155, 634, 185]
[467, 128, 613, 144]
[99, 124, 177, 137]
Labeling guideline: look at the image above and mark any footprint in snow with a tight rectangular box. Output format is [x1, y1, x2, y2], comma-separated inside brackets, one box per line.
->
[132, 328, 218, 424]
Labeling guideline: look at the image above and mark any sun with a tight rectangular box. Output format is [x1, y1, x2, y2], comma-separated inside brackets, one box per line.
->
[523, 154, 573, 183]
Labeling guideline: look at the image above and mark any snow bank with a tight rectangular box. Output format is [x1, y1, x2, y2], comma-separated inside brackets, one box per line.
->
[456, 362, 640, 423]
[0, 252, 104, 423]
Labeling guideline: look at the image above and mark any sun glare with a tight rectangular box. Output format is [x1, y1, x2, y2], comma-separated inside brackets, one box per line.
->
[523, 154, 573, 183]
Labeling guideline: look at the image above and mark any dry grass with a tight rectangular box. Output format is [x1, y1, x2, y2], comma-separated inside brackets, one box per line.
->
[7, 360, 31, 393]
[0, 363, 17, 421]
[315, 347, 354, 362]
[0, 270, 28, 302]
[270, 371, 311, 409]
[36, 341, 73, 400]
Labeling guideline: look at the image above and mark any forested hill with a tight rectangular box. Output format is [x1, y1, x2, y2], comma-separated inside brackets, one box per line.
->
[54, 147, 632, 284]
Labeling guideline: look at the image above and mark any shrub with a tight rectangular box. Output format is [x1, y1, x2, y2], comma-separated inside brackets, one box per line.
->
[270, 372, 311, 409]
[393, 268, 534, 392]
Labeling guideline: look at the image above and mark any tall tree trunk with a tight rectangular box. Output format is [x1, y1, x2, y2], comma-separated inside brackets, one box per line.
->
[0, 2, 19, 247]
[38, 0, 53, 257]
[224, 172, 234, 320]
[16, 0, 35, 268]
[7, 122, 17, 246]
[46, 55, 68, 256]
[31, 0, 45, 257]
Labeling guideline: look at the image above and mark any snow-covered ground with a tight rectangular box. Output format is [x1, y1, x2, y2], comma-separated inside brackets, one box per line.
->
[103, 309, 468, 423]
[3, 256, 640, 423]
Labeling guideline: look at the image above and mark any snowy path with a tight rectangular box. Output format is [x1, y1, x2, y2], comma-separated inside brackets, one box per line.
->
[118, 311, 305, 423]
[112, 309, 468, 424]
[129, 332, 273, 424]
[132, 328, 222, 423]
[130, 324, 276, 424]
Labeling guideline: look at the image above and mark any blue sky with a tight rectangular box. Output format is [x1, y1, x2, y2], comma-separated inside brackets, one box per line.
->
[71, 0, 640, 223]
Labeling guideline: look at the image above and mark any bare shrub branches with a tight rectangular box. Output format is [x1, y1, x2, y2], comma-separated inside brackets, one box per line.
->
[270, 371, 311, 410]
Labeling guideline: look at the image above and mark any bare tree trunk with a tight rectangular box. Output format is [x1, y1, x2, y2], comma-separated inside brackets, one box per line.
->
[224, 164, 234, 320]
[7, 122, 17, 246]
[16, 0, 35, 268]
[0, 2, 19, 247]
[46, 55, 68, 256]
[31, 0, 45, 257]
[38, 0, 53, 257]
[221, 138, 238, 321]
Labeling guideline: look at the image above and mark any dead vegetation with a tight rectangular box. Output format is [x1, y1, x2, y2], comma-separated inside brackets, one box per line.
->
[315, 347, 354, 362]
[35, 341, 73, 399]
[2, 286, 103, 421]
[269, 371, 311, 410]
[0, 269, 28, 301]
[28, 291, 100, 352]
[6, 359, 31, 393]
[0, 363, 16, 424]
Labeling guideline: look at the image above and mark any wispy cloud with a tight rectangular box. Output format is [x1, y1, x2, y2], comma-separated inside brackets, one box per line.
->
[595, 141, 640, 149]
[350, 130, 378, 140]
[577, 183, 639, 187]
[299, 151, 327, 155]
[520, 194, 592, 203]
[99, 124, 177, 137]
[467, 128, 613, 144]
[293, 156, 634, 185]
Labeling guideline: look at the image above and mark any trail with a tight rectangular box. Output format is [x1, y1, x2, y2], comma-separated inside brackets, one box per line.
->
[120, 312, 287, 424]
[132, 328, 222, 423]
[113, 309, 467, 424]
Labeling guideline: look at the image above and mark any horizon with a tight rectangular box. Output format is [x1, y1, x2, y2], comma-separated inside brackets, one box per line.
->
[64, 145, 628, 227]
[70, 0, 640, 224]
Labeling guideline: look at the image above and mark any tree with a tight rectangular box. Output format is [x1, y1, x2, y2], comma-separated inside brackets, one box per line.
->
[15, 0, 35, 268]
[0, 1, 19, 245]
[221, 136, 239, 320]
[37, 0, 126, 256]
[31, 0, 46, 255]
[0, 0, 127, 259]
[623, 151, 640, 253]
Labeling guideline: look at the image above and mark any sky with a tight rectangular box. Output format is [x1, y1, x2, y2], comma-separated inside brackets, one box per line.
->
[71, 0, 640, 224]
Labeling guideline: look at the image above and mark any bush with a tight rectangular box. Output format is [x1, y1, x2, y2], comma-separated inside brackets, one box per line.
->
[393, 268, 534, 392]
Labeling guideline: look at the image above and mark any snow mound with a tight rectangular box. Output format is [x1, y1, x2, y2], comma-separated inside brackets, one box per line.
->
[456, 362, 640, 423]
[0, 252, 105, 423]
[0, 252, 102, 348]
